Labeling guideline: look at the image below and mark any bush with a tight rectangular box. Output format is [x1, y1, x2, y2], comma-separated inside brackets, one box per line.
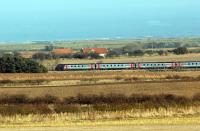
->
[88, 52, 102, 59]
[107, 48, 123, 57]
[129, 50, 145, 56]
[173, 47, 188, 55]
[0, 54, 48, 73]
[73, 53, 86, 59]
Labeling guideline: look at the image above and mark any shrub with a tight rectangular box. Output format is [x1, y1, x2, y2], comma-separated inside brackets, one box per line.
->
[129, 50, 145, 56]
[0, 54, 48, 73]
[173, 47, 188, 55]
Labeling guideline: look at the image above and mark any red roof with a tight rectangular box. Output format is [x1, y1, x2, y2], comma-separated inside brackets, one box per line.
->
[52, 48, 76, 55]
[82, 48, 108, 54]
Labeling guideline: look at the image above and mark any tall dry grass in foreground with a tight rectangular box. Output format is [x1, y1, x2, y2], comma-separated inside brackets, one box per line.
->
[0, 93, 199, 115]
[0, 94, 199, 126]
[0, 108, 200, 127]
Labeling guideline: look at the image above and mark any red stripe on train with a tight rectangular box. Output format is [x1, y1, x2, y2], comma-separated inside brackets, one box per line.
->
[98, 64, 100, 70]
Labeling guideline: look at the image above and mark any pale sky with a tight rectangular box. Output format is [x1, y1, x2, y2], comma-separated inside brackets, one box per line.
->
[0, 0, 200, 41]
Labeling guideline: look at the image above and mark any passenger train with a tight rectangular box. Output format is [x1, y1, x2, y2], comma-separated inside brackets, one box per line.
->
[55, 61, 200, 71]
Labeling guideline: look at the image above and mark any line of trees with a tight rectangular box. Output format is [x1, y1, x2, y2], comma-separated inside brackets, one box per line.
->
[32, 52, 103, 60]
[107, 47, 188, 57]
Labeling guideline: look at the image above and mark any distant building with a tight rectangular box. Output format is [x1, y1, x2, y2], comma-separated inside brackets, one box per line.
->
[51, 48, 76, 55]
[82, 48, 109, 57]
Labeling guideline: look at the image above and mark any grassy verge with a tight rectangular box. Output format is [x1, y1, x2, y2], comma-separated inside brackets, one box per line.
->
[0, 115, 200, 128]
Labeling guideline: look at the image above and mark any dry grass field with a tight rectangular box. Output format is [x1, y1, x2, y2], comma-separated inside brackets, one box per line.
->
[0, 70, 199, 98]
[0, 70, 200, 128]
[0, 70, 200, 81]
[0, 80, 199, 98]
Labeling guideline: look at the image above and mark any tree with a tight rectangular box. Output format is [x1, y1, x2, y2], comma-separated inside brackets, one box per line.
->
[129, 50, 145, 56]
[173, 47, 188, 55]
[107, 48, 123, 57]
[73, 53, 86, 59]
[157, 50, 165, 56]
[88, 52, 102, 59]
[44, 45, 55, 51]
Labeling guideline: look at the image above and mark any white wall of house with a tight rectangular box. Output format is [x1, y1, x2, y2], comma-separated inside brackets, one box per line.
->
[99, 54, 106, 57]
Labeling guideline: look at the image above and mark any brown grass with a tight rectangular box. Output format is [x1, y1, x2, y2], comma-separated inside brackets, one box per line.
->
[0, 93, 199, 116]
[0, 70, 200, 81]
[0, 80, 199, 98]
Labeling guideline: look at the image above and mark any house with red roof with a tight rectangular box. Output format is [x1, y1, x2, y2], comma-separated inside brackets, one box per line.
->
[82, 48, 109, 57]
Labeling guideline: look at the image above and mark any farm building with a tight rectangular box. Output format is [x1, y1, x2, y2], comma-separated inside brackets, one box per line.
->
[82, 48, 109, 57]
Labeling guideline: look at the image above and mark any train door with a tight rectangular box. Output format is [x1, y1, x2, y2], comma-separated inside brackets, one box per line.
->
[95, 63, 101, 70]
[171, 62, 181, 69]
[135, 63, 141, 69]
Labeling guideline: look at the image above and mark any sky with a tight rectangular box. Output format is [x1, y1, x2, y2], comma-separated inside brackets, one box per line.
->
[0, 0, 200, 41]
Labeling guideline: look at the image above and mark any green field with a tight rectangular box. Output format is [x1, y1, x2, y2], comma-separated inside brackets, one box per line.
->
[1, 37, 200, 51]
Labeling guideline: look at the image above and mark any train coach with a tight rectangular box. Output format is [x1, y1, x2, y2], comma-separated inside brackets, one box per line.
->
[55, 61, 200, 71]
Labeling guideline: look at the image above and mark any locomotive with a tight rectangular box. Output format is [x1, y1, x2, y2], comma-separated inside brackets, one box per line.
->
[55, 61, 200, 71]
